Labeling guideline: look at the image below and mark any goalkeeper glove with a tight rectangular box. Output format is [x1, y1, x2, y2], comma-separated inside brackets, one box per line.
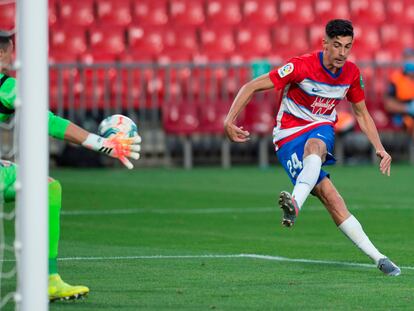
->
[81, 133, 141, 169]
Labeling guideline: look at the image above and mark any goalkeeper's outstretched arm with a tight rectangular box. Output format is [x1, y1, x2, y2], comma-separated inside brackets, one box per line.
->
[48, 111, 141, 169]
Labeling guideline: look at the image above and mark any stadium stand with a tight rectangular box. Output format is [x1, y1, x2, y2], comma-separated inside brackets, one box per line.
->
[134, 0, 169, 26]
[242, 0, 279, 25]
[169, 0, 205, 26]
[96, 0, 133, 27]
[59, 0, 95, 27]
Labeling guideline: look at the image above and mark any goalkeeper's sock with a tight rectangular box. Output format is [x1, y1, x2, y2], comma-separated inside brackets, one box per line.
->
[49, 258, 58, 275]
[49, 179, 62, 274]
[338, 215, 385, 264]
[292, 154, 322, 210]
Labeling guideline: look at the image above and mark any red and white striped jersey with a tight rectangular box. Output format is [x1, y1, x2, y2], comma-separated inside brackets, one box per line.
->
[269, 51, 365, 150]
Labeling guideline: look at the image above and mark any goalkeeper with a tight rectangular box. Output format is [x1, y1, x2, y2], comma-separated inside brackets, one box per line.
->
[0, 31, 141, 301]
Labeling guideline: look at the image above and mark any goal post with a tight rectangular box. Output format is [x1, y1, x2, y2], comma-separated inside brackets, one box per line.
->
[15, 0, 49, 310]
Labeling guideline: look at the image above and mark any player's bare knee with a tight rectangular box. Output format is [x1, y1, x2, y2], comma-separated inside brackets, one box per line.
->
[304, 139, 327, 160]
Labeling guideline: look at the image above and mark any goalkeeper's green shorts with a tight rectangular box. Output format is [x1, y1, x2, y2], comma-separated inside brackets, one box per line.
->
[0, 160, 16, 203]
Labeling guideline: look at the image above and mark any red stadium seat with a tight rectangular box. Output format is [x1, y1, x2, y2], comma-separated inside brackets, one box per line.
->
[96, 0, 133, 26]
[347, 48, 374, 63]
[403, 1, 414, 24]
[375, 49, 403, 63]
[162, 101, 199, 135]
[353, 25, 381, 54]
[273, 25, 309, 58]
[235, 27, 272, 56]
[380, 24, 414, 51]
[198, 101, 232, 134]
[385, 0, 414, 24]
[133, 0, 168, 26]
[78, 70, 117, 109]
[49, 50, 80, 63]
[50, 26, 87, 57]
[308, 24, 325, 51]
[193, 51, 228, 64]
[244, 99, 275, 135]
[49, 69, 82, 110]
[189, 52, 229, 99]
[313, 0, 350, 23]
[206, 0, 242, 26]
[385, 0, 405, 23]
[59, 0, 95, 27]
[111, 69, 145, 109]
[128, 26, 165, 55]
[119, 50, 155, 62]
[0, 3, 15, 30]
[170, 0, 205, 26]
[200, 26, 236, 55]
[49, 0, 58, 27]
[349, 0, 386, 24]
[279, 0, 314, 25]
[89, 26, 126, 60]
[242, 0, 278, 25]
[163, 28, 198, 53]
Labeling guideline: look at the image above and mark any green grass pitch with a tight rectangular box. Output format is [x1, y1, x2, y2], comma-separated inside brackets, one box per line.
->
[2, 165, 414, 310]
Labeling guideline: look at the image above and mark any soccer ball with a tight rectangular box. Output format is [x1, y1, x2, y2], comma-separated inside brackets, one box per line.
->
[98, 114, 138, 138]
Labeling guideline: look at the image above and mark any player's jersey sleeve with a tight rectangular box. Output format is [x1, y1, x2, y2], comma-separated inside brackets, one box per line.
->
[268, 58, 305, 90]
[346, 67, 365, 104]
[48, 111, 70, 140]
[0, 76, 16, 122]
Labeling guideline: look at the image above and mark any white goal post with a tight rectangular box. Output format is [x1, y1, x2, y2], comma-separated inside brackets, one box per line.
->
[15, 0, 49, 310]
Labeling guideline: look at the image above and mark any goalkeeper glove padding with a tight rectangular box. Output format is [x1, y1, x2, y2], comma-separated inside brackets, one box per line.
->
[81, 133, 141, 169]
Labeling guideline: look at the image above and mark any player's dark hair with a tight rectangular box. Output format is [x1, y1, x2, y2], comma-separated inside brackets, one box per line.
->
[0, 38, 11, 51]
[325, 19, 354, 39]
[0, 31, 13, 51]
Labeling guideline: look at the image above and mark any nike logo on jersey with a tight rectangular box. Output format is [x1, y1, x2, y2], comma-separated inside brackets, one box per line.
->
[316, 133, 326, 139]
[312, 88, 322, 93]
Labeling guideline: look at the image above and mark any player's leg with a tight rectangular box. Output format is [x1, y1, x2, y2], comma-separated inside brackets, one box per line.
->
[277, 125, 334, 227]
[313, 177, 401, 276]
[48, 178, 60, 275]
[290, 137, 326, 209]
[47, 177, 89, 301]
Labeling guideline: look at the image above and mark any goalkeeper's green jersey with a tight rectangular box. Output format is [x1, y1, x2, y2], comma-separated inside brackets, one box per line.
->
[0, 73, 70, 140]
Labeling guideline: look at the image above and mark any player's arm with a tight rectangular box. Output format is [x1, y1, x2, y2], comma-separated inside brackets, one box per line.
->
[48, 111, 141, 169]
[224, 73, 274, 142]
[351, 100, 392, 176]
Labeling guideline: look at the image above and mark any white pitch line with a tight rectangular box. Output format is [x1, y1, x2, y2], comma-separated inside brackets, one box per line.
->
[3, 253, 413, 271]
[60, 204, 414, 216]
[55, 254, 414, 271]
[60, 207, 277, 216]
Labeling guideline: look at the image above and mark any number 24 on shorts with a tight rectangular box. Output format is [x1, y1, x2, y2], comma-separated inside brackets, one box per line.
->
[287, 153, 302, 178]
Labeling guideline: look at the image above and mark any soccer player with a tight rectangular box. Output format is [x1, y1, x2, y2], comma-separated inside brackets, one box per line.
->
[0, 31, 141, 300]
[224, 19, 401, 276]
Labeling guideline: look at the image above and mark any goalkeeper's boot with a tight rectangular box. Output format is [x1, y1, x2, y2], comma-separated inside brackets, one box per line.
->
[278, 191, 299, 228]
[377, 258, 401, 276]
[48, 274, 89, 302]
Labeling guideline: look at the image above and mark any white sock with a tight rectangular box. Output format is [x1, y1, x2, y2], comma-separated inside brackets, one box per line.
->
[292, 154, 322, 209]
[338, 215, 385, 264]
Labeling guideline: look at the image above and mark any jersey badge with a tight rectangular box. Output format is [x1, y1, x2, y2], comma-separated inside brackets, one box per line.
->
[278, 63, 294, 78]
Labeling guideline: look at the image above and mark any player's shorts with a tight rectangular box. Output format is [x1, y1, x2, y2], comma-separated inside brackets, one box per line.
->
[276, 124, 335, 186]
[0, 160, 16, 202]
